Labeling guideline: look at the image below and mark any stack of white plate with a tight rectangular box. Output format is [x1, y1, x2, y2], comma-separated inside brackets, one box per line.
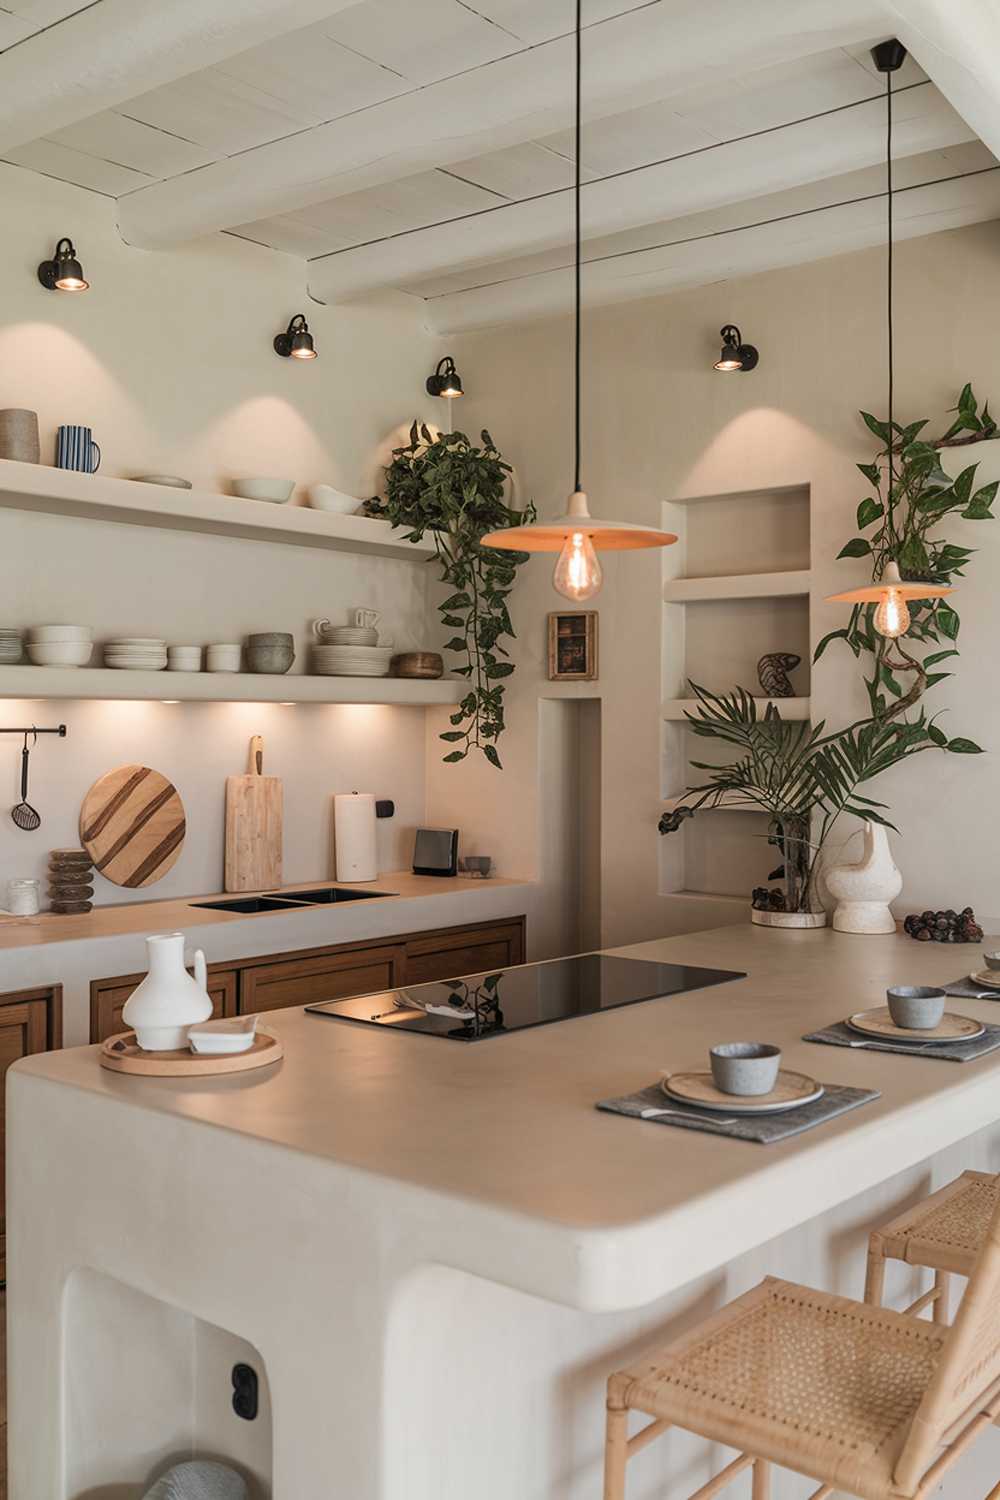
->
[318, 626, 379, 646]
[0, 628, 23, 664]
[313, 644, 393, 677]
[27, 625, 92, 667]
[105, 637, 167, 671]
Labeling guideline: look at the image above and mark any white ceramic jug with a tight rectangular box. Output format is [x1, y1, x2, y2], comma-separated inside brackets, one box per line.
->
[123, 932, 213, 1050]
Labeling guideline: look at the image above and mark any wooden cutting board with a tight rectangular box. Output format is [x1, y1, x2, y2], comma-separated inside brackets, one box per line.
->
[80, 765, 186, 887]
[225, 735, 283, 892]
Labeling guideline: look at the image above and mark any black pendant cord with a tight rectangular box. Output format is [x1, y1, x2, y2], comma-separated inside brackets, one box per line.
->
[886, 62, 895, 484]
[573, 0, 582, 495]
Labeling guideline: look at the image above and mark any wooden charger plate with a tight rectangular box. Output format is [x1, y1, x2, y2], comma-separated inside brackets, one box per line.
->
[101, 1030, 282, 1077]
[847, 1007, 984, 1044]
[661, 1070, 823, 1116]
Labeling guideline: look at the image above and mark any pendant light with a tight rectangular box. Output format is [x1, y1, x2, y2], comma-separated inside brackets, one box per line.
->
[824, 40, 951, 638]
[479, 0, 676, 599]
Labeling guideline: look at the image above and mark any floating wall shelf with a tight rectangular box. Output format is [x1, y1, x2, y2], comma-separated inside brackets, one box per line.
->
[662, 569, 811, 603]
[662, 697, 811, 722]
[0, 459, 435, 561]
[0, 667, 462, 707]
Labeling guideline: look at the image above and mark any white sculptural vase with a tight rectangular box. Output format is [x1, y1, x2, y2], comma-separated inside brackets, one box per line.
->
[824, 821, 902, 935]
[123, 931, 213, 1050]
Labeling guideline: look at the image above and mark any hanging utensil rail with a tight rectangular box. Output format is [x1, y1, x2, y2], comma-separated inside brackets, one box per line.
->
[0, 725, 67, 736]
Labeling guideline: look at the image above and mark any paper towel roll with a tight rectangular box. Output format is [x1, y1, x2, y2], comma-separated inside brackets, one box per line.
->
[334, 792, 378, 882]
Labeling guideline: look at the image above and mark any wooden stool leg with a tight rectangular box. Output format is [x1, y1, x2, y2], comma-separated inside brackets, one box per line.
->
[864, 1237, 887, 1307]
[933, 1269, 951, 1324]
[604, 1402, 629, 1500]
[752, 1458, 771, 1499]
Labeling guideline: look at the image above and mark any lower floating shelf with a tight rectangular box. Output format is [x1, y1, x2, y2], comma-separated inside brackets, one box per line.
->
[662, 697, 811, 722]
[0, 667, 463, 706]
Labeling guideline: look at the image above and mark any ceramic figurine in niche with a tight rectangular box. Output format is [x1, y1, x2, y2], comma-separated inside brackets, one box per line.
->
[824, 820, 902, 935]
[757, 652, 801, 698]
[123, 931, 213, 1050]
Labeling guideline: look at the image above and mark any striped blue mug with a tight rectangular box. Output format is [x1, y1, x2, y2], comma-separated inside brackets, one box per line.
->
[55, 424, 101, 473]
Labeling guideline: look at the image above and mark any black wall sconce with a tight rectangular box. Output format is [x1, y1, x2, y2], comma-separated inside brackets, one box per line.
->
[273, 313, 317, 360]
[426, 355, 463, 398]
[37, 237, 89, 292]
[714, 324, 759, 372]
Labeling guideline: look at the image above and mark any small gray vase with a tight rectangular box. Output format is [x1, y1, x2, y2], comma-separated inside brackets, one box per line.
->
[0, 409, 40, 463]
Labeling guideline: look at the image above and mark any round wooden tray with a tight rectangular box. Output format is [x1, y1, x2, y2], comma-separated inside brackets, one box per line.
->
[661, 1070, 823, 1115]
[100, 1030, 282, 1076]
[847, 1007, 983, 1044]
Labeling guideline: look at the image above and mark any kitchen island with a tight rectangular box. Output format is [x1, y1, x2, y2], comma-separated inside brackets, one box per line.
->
[10, 925, 1000, 1499]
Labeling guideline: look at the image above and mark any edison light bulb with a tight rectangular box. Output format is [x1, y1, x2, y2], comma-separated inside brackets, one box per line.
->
[553, 530, 602, 601]
[873, 587, 910, 640]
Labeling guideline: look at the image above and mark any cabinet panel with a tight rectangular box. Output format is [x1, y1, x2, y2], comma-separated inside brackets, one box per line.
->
[0, 985, 62, 1279]
[404, 920, 525, 985]
[240, 946, 404, 1015]
[90, 967, 237, 1043]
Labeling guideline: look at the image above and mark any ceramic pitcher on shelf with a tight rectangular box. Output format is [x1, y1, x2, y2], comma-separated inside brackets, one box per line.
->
[123, 932, 213, 1050]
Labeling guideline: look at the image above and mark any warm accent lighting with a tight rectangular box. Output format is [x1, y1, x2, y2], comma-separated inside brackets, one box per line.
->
[826, 562, 952, 641]
[37, 237, 89, 291]
[273, 314, 317, 360]
[426, 356, 463, 398]
[479, 0, 677, 598]
[714, 324, 758, 372]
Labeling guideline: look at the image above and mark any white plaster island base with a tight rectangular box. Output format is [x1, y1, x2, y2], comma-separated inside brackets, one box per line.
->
[10, 926, 1000, 1499]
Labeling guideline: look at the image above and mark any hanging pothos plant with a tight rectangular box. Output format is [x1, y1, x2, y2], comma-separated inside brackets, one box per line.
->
[378, 423, 534, 769]
[815, 384, 995, 750]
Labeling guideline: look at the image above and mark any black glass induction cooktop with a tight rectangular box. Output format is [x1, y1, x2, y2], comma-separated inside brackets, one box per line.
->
[305, 953, 745, 1042]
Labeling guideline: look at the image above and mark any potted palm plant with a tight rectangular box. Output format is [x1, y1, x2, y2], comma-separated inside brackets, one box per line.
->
[659, 685, 944, 926]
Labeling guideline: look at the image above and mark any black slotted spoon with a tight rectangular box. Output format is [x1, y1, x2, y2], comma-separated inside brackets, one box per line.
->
[12, 731, 40, 831]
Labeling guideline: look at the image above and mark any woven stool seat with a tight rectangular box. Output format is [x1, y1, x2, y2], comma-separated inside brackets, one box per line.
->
[610, 1278, 943, 1500]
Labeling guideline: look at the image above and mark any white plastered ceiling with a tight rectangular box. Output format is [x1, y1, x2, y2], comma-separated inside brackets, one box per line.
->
[2, 0, 1000, 329]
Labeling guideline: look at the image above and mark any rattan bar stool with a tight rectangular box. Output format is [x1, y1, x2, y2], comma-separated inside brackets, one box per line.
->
[604, 1190, 1000, 1500]
[865, 1170, 999, 1324]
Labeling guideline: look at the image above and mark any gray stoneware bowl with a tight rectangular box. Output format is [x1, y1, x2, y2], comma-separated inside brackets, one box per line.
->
[709, 1042, 781, 1097]
[887, 985, 946, 1030]
[246, 632, 295, 675]
[983, 952, 1000, 971]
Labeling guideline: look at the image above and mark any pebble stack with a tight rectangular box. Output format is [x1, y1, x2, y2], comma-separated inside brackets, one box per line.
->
[48, 848, 95, 914]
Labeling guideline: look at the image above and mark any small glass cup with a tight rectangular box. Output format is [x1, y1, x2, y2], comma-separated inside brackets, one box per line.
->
[7, 878, 40, 916]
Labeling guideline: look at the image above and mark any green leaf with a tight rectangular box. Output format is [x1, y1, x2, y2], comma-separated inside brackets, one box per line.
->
[485, 661, 514, 679]
[947, 737, 984, 754]
[483, 745, 502, 769]
[837, 538, 872, 559]
[935, 604, 960, 640]
[439, 731, 465, 742]
[856, 496, 884, 530]
[879, 664, 902, 697]
[923, 649, 959, 667]
[928, 724, 948, 747]
[952, 466, 976, 504]
[440, 592, 471, 610]
[813, 628, 849, 663]
[856, 461, 882, 484]
[861, 411, 891, 442]
[957, 381, 976, 414]
[442, 750, 466, 763]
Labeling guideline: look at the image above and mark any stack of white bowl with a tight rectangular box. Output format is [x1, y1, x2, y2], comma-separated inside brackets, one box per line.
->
[105, 637, 167, 671]
[27, 625, 92, 667]
[206, 643, 242, 672]
[168, 645, 202, 672]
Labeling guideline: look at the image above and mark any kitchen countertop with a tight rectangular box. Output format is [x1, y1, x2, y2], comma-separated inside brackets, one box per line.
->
[0, 870, 531, 949]
[13, 922, 1000, 1310]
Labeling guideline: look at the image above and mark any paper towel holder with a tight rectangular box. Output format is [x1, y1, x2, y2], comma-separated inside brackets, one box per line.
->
[413, 827, 459, 877]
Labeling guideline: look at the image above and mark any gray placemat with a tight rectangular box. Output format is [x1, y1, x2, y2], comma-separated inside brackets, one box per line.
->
[596, 1080, 879, 1144]
[804, 1019, 1000, 1062]
[945, 975, 1000, 1000]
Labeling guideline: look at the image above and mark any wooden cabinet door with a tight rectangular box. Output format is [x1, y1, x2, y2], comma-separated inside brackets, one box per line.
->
[0, 986, 61, 1278]
[90, 967, 238, 1043]
[240, 944, 405, 1015]
[404, 920, 525, 986]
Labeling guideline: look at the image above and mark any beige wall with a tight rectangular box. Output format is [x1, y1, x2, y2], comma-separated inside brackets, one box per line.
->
[0, 162, 450, 904]
[427, 218, 1000, 945]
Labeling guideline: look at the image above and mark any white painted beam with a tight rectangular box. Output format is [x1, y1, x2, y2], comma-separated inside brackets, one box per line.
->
[0, 0, 362, 155]
[887, 0, 1000, 161]
[308, 86, 970, 301]
[422, 147, 1000, 331]
[115, 0, 890, 247]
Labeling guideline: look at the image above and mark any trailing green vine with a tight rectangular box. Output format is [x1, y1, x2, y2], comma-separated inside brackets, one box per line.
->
[379, 423, 534, 769]
[815, 384, 995, 749]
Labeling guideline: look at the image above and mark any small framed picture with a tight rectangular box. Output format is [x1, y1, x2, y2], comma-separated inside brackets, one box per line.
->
[547, 611, 598, 681]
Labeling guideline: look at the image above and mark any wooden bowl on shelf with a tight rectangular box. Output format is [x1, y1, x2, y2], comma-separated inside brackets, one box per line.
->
[391, 652, 443, 680]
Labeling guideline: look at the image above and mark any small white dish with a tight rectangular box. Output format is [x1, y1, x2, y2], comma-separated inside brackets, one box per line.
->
[134, 475, 193, 490]
[188, 1015, 259, 1054]
[307, 484, 361, 514]
[232, 477, 294, 504]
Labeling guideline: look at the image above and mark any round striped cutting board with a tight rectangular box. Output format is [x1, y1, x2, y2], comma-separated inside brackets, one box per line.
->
[79, 764, 186, 888]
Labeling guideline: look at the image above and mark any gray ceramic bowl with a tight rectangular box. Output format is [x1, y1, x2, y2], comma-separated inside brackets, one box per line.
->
[887, 985, 946, 1030]
[709, 1042, 781, 1097]
[984, 952, 1000, 971]
[246, 633, 295, 675]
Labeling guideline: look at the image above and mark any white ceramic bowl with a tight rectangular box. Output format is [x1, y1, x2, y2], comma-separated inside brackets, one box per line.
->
[134, 475, 193, 490]
[206, 644, 242, 672]
[231, 478, 294, 504]
[27, 640, 92, 667]
[307, 484, 361, 514]
[27, 624, 92, 642]
[188, 1015, 258, 1055]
